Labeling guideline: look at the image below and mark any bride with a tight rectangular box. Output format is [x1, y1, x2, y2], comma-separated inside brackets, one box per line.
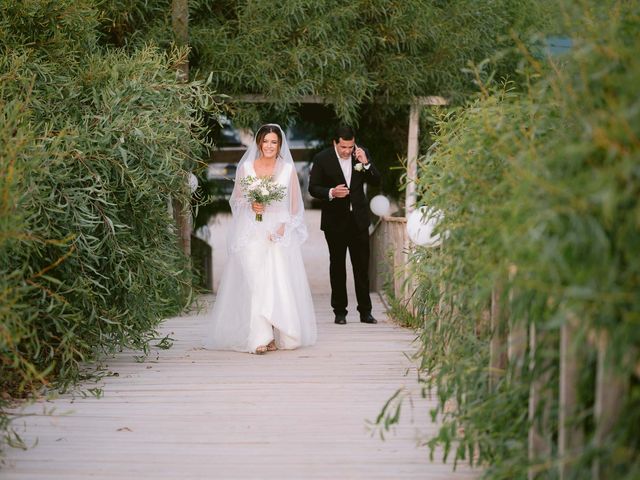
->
[204, 124, 317, 354]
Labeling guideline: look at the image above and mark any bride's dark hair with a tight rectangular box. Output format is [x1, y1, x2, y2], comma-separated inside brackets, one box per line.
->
[256, 124, 283, 157]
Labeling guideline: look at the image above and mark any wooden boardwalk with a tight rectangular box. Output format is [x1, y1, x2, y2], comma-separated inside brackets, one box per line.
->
[2, 212, 476, 479]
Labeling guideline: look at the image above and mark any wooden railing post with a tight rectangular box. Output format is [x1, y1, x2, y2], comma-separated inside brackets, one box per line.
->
[190, 234, 213, 291]
[437, 282, 448, 334]
[507, 265, 526, 377]
[405, 103, 420, 214]
[391, 220, 405, 301]
[369, 217, 399, 297]
[403, 232, 415, 314]
[528, 322, 553, 480]
[369, 220, 381, 292]
[489, 283, 508, 390]
[369, 216, 415, 312]
[592, 333, 628, 480]
[558, 313, 583, 480]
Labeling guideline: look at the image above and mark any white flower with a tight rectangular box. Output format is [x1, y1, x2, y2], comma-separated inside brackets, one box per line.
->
[250, 180, 261, 189]
[354, 163, 364, 172]
[260, 187, 269, 196]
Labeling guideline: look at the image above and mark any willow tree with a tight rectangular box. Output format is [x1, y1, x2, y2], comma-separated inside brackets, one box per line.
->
[98, 0, 556, 195]
[1, 0, 216, 446]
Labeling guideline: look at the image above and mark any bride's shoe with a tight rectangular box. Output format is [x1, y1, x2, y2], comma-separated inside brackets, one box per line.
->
[266, 340, 277, 351]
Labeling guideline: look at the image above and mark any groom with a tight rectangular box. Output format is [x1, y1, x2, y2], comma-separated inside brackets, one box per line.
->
[309, 126, 381, 325]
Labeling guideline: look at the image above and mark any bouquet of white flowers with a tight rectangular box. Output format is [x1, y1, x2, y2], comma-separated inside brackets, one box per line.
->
[240, 175, 286, 221]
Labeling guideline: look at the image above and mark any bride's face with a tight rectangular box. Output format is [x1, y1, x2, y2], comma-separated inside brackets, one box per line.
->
[261, 132, 280, 159]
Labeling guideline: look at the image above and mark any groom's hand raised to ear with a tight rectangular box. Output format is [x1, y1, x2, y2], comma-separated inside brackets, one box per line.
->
[330, 184, 349, 198]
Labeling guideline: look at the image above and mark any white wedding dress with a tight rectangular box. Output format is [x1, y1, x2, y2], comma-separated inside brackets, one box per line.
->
[204, 125, 317, 353]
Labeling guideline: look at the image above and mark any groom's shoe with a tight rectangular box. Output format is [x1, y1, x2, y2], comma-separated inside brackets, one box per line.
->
[334, 314, 347, 325]
[360, 314, 378, 324]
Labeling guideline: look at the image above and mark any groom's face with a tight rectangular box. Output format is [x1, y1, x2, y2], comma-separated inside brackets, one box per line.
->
[334, 138, 355, 160]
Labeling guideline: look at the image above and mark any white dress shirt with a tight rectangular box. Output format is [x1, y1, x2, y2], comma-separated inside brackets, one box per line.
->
[329, 146, 370, 200]
[337, 155, 353, 187]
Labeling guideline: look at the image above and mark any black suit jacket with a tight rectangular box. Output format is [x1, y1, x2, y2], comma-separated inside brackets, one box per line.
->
[308, 146, 381, 232]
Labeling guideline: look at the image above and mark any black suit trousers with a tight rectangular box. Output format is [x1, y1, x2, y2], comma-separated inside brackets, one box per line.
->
[324, 212, 372, 317]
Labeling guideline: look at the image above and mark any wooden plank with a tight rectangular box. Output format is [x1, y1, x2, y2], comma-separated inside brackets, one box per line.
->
[229, 94, 448, 106]
[233, 94, 329, 104]
[415, 96, 448, 106]
[380, 216, 409, 223]
[2, 211, 477, 480]
[4, 297, 477, 479]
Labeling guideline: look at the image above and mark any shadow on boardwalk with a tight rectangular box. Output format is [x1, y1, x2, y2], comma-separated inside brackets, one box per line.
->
[2, 211, 477, 479]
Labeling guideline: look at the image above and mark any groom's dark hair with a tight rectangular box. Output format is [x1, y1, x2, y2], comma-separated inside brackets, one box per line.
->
[333, 126, 355, 143]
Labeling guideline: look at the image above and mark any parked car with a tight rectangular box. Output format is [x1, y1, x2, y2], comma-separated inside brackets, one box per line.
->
[206, 162, 237, 200]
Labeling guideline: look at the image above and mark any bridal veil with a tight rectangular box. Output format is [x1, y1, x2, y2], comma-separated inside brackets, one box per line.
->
[204, 124, 317, 353]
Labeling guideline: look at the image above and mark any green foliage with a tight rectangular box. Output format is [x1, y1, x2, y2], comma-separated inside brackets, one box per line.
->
[94, 0, 556, 198]
[98, 0, 172, 48]
[0, 0, 99, 55]
[193, 0, 554, 197]
[391, 1, 640, 477]
[0, 0, 216, 449]
[189, 0, 553, 117]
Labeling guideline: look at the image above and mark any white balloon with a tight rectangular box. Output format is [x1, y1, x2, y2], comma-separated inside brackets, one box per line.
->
[195, 225, 211, 243]
[407, 206, 445, 247]
[188, 172, 199, 193]
[370, 195, 391, 217]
